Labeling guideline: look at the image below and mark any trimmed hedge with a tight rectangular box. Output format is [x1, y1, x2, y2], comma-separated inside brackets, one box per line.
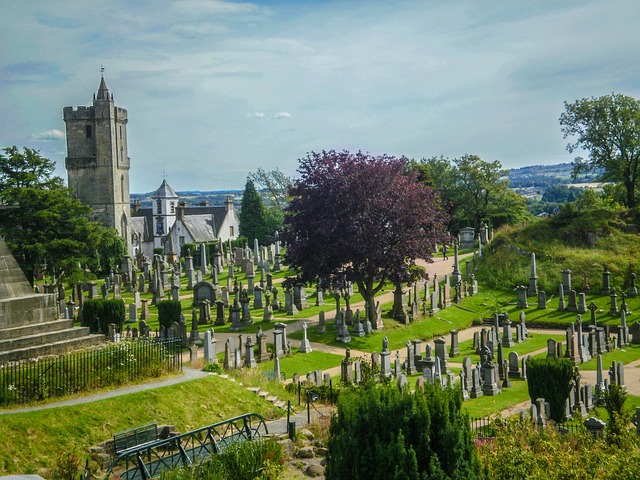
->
[527, 357, 575, 422]
[157, 300, 182, 332]
[80, 299, 125, 334]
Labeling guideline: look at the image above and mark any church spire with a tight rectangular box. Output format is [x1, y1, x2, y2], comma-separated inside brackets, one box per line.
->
[96, 67, 111, 101]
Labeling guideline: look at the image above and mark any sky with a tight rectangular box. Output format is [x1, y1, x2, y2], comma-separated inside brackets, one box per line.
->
[1, 0, 640, 194]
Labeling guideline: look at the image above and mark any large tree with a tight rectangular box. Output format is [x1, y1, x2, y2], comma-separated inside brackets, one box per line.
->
[239, 177, 267, 245]
[411, 154, 527, 232]
[0, 146, 124, 285]
[248, 167, 291, 210]
[560, 93, 640, 208]
[248, 167, 291, 241]
[283, 150, 448, 322]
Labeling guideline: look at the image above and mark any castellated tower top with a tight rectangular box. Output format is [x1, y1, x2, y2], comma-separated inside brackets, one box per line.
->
[63, 75, 131, 253]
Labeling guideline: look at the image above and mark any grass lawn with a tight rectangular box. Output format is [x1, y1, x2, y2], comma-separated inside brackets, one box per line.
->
[500, 292, 640, 330]
[580, 343, 640, 370]
[256, 351, 344, 378]
[0, 374, 292, 477]
[462, 378, 531, 418]
[451, 332, 567, 364]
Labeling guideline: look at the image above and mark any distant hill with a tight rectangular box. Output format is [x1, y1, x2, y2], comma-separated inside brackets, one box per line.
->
[130, 190, 242, 209]
[507, 163, 601, 188]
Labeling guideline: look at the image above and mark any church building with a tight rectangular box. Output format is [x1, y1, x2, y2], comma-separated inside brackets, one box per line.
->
[130, 181, 239, 259]
[64, 76, 240, 260]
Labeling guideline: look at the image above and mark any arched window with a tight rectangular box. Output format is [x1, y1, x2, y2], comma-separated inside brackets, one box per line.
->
[156, 217, 164, 235]
[156, 199, 162, 214]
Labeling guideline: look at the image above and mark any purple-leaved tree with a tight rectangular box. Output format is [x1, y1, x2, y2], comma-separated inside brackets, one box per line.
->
[283, 150, 449, 326]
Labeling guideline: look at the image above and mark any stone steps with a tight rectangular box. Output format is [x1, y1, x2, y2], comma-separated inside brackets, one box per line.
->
[0, 326, 98, 351]
[0, 318, 76, 340]
[0, 333, 106, 364]
[246, 386, 287, 410]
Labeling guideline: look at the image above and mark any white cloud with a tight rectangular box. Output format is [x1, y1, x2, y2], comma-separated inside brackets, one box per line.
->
[30, 129, 65, 141]
[247, 112, 265, 118]
[273, 112, 291, 119]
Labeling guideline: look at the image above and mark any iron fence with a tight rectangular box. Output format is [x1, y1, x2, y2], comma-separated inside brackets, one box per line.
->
[0, 338, 182, 406]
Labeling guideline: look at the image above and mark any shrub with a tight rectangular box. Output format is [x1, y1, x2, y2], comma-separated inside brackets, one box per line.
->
[80, 298, 125, 333]
[157, 300, 182, 333]
[159, 439, 284, 480]
[202, 363, 222, 374]
[526, 357, 574, 422]
[325, 383, 481, 479]
[604, 383, 629, 447]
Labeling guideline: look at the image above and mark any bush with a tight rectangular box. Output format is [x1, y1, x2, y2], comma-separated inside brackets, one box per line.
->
[202, 363, 222, 374]
[80, 298, 125, 333]
[604, 383, 629, 447]
[157, 300, 182, 333]
[481, 419, 640, 480]
[159, 439, 284, 480]
[325, 383, 481, 479]
[526, 357, 574, 422]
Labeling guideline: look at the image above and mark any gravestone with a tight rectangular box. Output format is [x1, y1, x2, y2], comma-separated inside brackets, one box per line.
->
[299, 322, 312, 353]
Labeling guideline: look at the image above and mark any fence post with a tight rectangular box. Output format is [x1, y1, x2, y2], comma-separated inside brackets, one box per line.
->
[307, 391, 311, 424]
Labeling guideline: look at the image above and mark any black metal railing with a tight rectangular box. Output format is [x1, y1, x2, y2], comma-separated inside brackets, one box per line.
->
[0, 338, 182, 406]
[105, 413, 269, 480]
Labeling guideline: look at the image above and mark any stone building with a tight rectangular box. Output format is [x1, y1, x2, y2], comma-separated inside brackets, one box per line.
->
[131, 180, 239, 259]
[63, 75, 131, 251]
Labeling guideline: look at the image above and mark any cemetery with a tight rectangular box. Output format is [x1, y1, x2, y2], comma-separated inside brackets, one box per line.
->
[4, 218, 640, 477]
[2, 91, 640, 477]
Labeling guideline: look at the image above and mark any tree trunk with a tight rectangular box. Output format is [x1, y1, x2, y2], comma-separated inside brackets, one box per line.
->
[626, 179, 636, 208]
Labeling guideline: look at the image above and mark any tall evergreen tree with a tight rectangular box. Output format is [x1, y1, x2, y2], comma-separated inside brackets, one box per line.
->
[239, 178, 267, 245]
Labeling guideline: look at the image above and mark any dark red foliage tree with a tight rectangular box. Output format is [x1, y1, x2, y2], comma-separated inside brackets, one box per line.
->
[283, 150, 448, 326]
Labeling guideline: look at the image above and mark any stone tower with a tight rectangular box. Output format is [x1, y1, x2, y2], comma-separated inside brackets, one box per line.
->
[63, 75, 131, 249]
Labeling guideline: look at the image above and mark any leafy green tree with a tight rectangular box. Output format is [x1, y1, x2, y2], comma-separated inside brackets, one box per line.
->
[454, 154, 525, 231]
[560, 93, 640, 208]
[248, 168, 291, 242]
[411, 155, 528, 232]
[239, 178, 267, 245]
[0, 146, 123, 285]
[326, 383, 481, 479]
[541, 185, 580, 203]
[248, 167, 291, 210]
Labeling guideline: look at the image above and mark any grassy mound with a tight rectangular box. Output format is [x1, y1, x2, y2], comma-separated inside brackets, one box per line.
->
[475, 207, 640, 293]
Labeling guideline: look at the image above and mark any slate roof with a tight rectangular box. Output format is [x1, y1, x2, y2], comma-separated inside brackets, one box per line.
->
[151, 180, 178, 199]
[130, 214, 152, 242]
[181, 214, 216, 242]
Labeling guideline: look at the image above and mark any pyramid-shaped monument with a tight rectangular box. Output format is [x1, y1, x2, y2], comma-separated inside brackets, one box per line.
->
[0, 237, 103, 363]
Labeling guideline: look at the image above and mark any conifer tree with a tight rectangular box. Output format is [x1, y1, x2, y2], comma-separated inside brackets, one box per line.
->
[239, 178, 267, 245]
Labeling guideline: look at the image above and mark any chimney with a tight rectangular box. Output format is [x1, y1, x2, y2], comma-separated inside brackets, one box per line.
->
[225, 195, 234, 211]
[177, 202, 186, 222]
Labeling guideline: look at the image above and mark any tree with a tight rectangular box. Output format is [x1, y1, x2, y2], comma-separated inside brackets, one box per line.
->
[248, 167, 291, 210]
[526, 357, 575, 422]
[560, 93, 640, 208]
[411, 155, 528, 233]
[0, 146, 124, 285]
[239, 177, 267, 245]
[326, 383, 482, 479]
[248, 167, 291, 241]
[283, 150, 448, 322]
[454, 154, 524, 231]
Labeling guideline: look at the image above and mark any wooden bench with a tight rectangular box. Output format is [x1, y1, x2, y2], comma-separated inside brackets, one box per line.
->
[113, 423, 158, 455]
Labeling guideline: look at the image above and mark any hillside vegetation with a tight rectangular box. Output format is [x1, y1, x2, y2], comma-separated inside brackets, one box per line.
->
[475, 206, 640, 293]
